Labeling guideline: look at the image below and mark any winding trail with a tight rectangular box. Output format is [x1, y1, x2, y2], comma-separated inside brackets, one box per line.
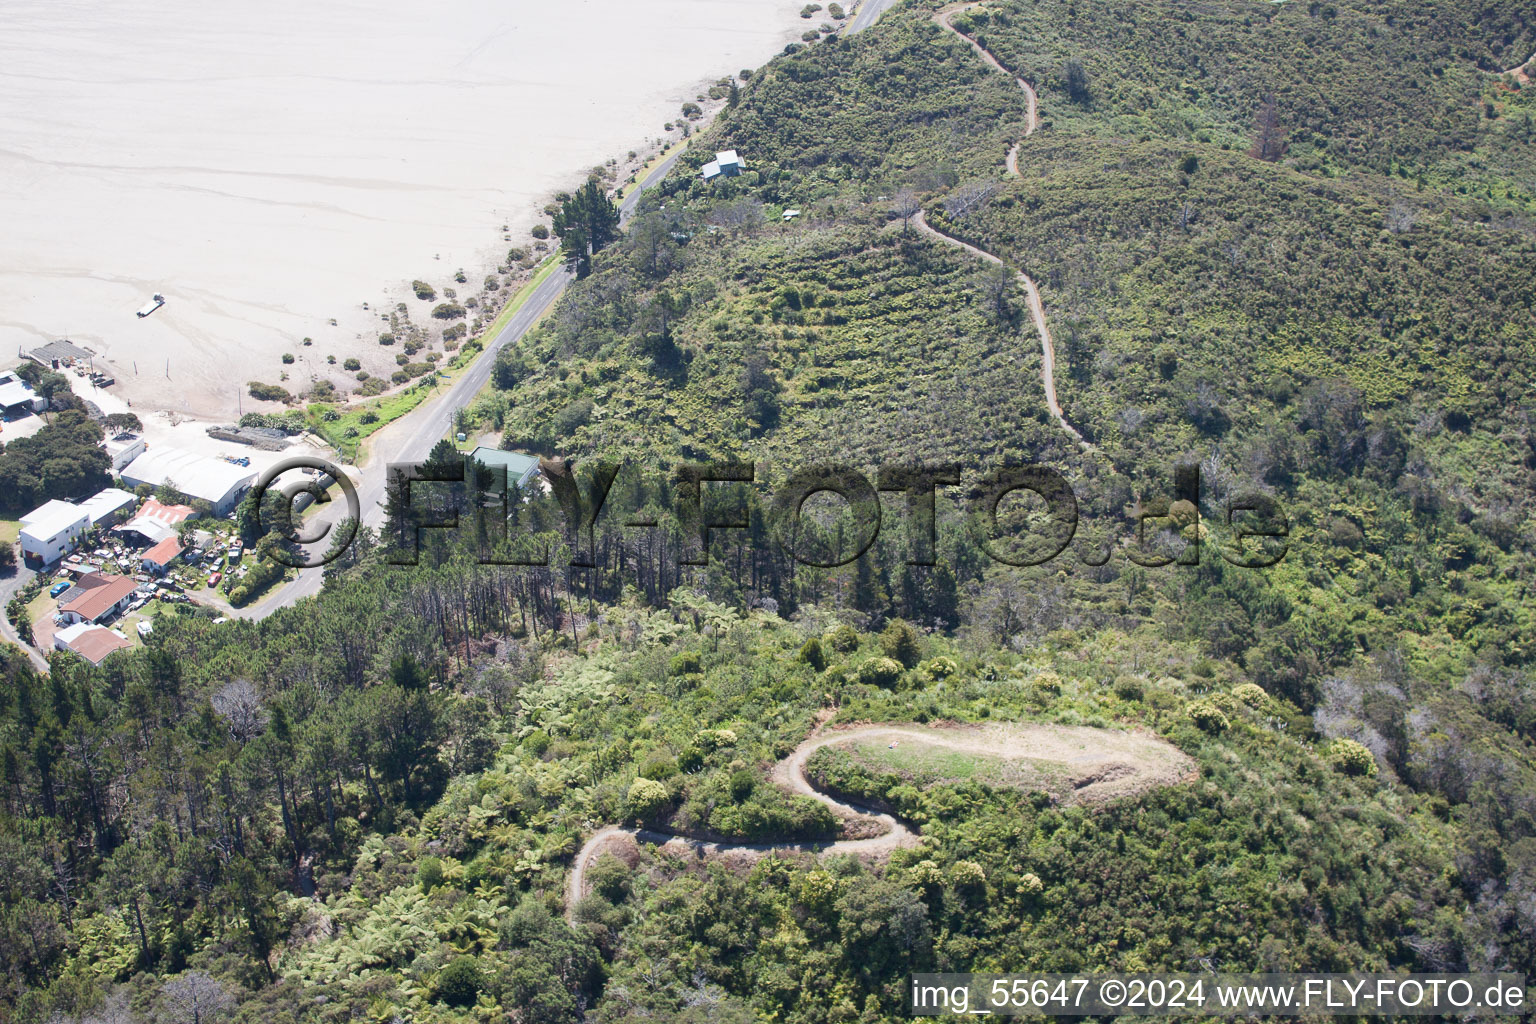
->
[564, 720, 1191, 920]
[919, 2, 1096, 454]
[566, 722, 918, 920]
[1502, 52, 1533, 85]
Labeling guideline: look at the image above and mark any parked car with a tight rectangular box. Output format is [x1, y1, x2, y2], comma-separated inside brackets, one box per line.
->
[207, 572, 222, 587]
[49, 581, 72, 598]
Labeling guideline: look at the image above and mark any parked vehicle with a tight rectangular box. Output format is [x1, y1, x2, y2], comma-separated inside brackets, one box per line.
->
[49, 581, 71, 598]
[207, 572, 222, 587]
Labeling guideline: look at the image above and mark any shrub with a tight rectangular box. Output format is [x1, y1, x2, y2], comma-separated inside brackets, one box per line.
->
[879, 619, 922, 668]
[434, 956, 483, 1007]
[431, 302, 466, 320]
[800, 3, 821, 16]
[638, 756, 678, 781]
[1112, 675, 1144, 701]
[797, 637, 827, 670]
[681, 102, 703, 120]
[281, 352, 295, 364]
[412, 280, 436, 300]
[1032, 671, 1063, 694]
[802, 29, 820, 41]
[246, 381, 291, 403]
[1329, 738, 1378, 776]
[1189, 701, 1230, 732]
[417, 855, 444, 892]
[627, 777, 670, 819]
[1019, 872, 1044, 894]
[669, 650, 702, 676]
[824, 623, 860, 653]
[922, 656, 958, 682]
[828, 2, 844, 17]
[951, 860, 986, 887]
[531, 224, 549, 239]
[554, 396, 594, 435]
[1207, 692, 1240, 716]
[343, 357, 360, 371]
[856, 657, 903, 688]
[1232, 683, 1269, 709]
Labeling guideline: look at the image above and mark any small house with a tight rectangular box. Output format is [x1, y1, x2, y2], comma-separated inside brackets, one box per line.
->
[140, 536, 185, 575]
[701, 150, 744, 182]
[58, 573, 139, 626]
[53, 623, 133, 665]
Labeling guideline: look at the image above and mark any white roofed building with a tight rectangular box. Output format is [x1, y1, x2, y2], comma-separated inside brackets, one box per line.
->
[19, 500, 90, 565]
[103, 432, 147, 472]
[76, 487, 138, 527]
[119, 447, 256, 514]
[0, 372, 45, 415]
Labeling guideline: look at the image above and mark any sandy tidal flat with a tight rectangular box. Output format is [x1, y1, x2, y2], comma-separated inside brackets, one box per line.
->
[0, 0, 803, 418]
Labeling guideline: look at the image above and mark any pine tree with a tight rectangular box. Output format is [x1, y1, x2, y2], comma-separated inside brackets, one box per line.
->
[553, 177, 620, 278]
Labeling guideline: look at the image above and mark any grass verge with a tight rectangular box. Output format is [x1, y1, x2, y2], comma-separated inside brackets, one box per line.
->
[305, 255, 561, 461]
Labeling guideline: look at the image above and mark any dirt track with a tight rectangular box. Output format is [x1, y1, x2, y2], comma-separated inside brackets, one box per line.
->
[921, 3, 1096, 453]
[565, 721, 1191, 919]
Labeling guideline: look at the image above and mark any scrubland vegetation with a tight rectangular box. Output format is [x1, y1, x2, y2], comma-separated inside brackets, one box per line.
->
[3, 0, 1535, 1021]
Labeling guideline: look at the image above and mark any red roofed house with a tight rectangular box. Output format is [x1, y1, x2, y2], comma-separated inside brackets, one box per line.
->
[141, 536, 185, 575]
[58, 573, 140, 625]
[53, 622, 134, 665]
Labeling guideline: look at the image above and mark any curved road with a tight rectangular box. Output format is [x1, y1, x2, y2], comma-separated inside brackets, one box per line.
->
[236, 146, 690, 619]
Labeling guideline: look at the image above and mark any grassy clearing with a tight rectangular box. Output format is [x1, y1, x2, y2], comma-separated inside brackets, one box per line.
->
[0, 520, 19, 547]
[829, 737, 1078, 794]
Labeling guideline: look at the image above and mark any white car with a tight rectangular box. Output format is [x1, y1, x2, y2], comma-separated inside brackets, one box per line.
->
[136, 621, 153, 638]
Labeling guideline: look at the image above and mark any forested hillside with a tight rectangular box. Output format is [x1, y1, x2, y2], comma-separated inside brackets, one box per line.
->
[3, 0, 1535, 1021]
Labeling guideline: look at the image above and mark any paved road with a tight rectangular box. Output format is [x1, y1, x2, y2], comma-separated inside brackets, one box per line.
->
[847, 0, 898, 34]
[237, 144, 689, 618]
[0, 566, 49, 671]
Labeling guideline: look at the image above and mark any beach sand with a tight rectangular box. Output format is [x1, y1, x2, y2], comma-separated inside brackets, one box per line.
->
[0, 0, 805, 419]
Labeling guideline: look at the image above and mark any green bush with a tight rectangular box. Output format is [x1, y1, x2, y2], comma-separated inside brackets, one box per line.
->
[1232, 683, 1270, 709]
[922, 656, 958, 682]
[1189, 702, 1230, 733]
[434, 956, 483, 1007]
[1112, 675, 1145, 701]
[431, 302, 466, 320]
[412, 280, 436, 300]
[856, 657, 903, 688]
[417, 855, 444, 892]
[281, 352, 295, 364]
[879, 619, 922, 668]
[669, 650, 702, 676]
[1329, 739, 1378, 777]
[246, 381, 291, 403]
[627, 777, 670, 819]
[797, 637, 827, 670]
[531, 224, 549, 239]
[824, 624, 860, 653]
[343, 357, 361, 371]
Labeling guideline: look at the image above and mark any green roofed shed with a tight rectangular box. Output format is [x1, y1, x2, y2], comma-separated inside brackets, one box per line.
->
[468, 447, 541, 488]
